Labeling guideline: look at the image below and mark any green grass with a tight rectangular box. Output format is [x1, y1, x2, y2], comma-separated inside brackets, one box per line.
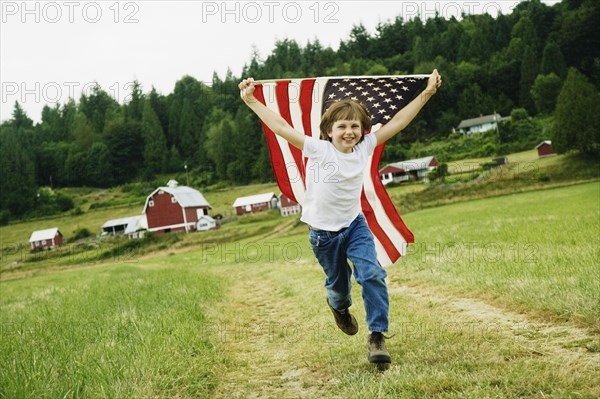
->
[1, 182, 598, 397]
[398, 181, 600, 330]
[0, 262, 223, 398]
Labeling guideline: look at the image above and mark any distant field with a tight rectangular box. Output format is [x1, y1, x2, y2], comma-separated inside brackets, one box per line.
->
[1, 182, 598, 398]
[399, 181, 600, 329]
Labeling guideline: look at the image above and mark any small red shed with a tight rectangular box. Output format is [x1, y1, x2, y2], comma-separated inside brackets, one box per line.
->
[143, 180, 212, 234]
[278, 193, 301, 217]
[29, 227, 63, 250]
[535, 141, 556, 157]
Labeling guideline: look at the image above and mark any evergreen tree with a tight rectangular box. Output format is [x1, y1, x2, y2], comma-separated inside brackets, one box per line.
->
[203, 110, 236, 180]
[541, 40, 567, 78]
[530, 73, 563, 114]
[86, 142, 112, 187]
[141, 100, 168, 174]
[553, 68, 600, 155]
[0, 127, 37, 215]
[9, 102, 34, 130]
[519, 44, 540, 114]
[64, 145, 87, 186]
[125, 80, 144, 121]
[104, 118, 144, 183]
[78, 84, 118, 134]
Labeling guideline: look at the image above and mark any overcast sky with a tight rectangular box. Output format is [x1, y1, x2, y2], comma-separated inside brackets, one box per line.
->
[1, 0, 560, 123]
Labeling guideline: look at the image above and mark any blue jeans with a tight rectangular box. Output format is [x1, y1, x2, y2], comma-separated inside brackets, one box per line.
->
[309, 214, 389, 332]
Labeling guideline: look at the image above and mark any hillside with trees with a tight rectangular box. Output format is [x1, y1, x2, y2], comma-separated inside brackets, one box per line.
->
[1, 0, 598, 220]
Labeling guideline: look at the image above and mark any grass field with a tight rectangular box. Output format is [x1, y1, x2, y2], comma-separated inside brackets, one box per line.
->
[1, 181, 598, 398]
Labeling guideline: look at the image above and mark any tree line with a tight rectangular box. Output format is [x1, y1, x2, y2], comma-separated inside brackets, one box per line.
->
[1, 0, 598, 219]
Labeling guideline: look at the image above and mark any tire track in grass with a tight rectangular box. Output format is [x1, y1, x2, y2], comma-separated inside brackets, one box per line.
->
[205, 258, 599, 397]
[209, 263, 339, 399]
[388, 281, 600, 369]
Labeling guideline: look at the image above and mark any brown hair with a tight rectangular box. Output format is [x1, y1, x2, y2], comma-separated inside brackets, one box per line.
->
[319, 99, 372, 142]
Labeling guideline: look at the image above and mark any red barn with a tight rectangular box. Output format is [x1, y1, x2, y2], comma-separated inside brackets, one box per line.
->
[535, 141, 556, 157]
[143, 180, 211, 234]
[29, 227, 63, 250]
[232, 192, 277, 215]
[379, 156, 438, 185]
[278, 193, 301, 217]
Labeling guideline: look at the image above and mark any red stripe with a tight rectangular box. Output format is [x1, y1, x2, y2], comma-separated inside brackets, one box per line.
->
[360, 189, 400, 265]
[275, 81, 305, 187]
[370, 143, 415, 252]
[254, 85, 297, 203]
[298, 79, 316, 182]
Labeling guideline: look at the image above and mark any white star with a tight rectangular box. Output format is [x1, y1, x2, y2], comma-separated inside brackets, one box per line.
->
[402, 86, 409, 91]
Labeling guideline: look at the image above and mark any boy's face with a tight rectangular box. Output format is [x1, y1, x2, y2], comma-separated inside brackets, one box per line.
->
[327, 119, 363, 154]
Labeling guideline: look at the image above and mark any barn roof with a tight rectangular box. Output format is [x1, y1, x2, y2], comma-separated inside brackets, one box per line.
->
[102, 215, 147, 234]
[379, 156, 436, 173]
[29, 227, 62, 242]
[535, 140, 552, 149]
[457, 114, 501, 129]
[143, 183, 211, 213]
[232, 192, 277, 208]
[102, 216, 142, 229]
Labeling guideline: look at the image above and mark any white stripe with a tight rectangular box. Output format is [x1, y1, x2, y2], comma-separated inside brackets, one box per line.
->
[363, 125, 408, 264]
[310, 78, 329, 139]
[263, 83, 306, 205]
[286, 79, 310, 205]
[372, 233, 393, 267]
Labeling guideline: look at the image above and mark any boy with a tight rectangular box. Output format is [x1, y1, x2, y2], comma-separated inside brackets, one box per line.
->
[239, 70, 441, 366]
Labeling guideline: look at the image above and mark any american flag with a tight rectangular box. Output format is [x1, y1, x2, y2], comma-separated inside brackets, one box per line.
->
[253, 75, 429, 266]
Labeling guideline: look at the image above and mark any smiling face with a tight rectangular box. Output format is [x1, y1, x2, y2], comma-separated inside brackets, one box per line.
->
[319, 99, 372, 153]
[327, 119, 363, 153]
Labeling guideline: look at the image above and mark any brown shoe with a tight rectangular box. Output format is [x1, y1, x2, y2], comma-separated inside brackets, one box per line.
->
[367, 332, 392, 364]
[327, 298, 358, 335]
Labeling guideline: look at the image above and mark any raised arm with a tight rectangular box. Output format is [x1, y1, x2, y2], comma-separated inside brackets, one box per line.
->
[239, 78, 305, 151]
[374, 69, 442, 146]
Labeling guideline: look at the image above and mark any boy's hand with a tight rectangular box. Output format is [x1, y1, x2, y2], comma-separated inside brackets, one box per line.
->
[426, 69, 442, 94]
[239, 78, 257, 103]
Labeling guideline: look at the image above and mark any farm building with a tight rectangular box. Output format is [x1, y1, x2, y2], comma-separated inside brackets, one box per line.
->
[278, 193, 301, 217]
[379, 156, 438, 185]
[29, 227, 63, 251]
[456, 113, 502, 135]
[101, 215, 147, 238]
[535, 141, 556, 157]
[232, 192, 278, 215]
[196, 215, 217, 231]
[143, 180, 212, 234]
[102, 215, 148, 235]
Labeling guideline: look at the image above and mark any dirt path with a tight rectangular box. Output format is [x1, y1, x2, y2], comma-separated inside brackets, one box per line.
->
[210, 263, 339, 399]
[388, 282, 600, 367]
[209, 263, 599, 398]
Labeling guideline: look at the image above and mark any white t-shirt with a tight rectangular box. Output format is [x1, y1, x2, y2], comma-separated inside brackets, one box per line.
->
[300, 133, 377, 231]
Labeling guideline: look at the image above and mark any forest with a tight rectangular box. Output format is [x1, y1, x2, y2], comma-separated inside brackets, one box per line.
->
[1, 0, 599, 220]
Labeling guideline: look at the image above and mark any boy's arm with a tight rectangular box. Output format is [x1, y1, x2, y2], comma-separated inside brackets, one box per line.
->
[239, 78, 305, 151]
[374, 69, 442, 146]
